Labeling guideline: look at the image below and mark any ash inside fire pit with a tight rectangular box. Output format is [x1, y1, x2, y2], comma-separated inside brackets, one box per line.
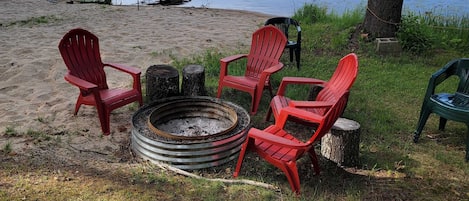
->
[157, 117, 232, 137]
[147, 98, 238, 140]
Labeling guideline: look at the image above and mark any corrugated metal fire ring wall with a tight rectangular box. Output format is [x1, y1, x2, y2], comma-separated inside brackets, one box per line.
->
[131, 96, 250, 170]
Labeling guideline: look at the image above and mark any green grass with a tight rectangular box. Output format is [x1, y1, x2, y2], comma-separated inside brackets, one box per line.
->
[169, 4, 469, 200]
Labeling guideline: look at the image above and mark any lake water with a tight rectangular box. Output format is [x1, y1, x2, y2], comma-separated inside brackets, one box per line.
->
[113, 0, 469, 17]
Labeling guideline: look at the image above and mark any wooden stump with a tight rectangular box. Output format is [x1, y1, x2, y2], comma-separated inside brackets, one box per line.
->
[321, 118, 360, 167]
[181, 64, 206, 96]
[146, 65, 179, 103]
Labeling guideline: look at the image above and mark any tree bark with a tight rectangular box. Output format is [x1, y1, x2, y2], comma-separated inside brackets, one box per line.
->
[181, 64, 207, 96]
[363, 0, 403, 38]
[321, 118, 361, 167]
[145, 65, 179, 103]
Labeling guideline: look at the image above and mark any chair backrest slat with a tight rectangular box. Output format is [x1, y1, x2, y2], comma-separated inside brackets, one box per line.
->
[245, 25, 287, 79]
[59, 28, 108, 90]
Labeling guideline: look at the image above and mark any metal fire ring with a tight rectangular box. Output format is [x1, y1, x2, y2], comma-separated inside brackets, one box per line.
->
[131, 96, 251, 170]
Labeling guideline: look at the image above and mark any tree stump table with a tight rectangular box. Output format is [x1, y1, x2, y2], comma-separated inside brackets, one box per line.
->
[146, 65, 179, 103]
[181, 64, 206, 96]
[320, 118, 361, 167]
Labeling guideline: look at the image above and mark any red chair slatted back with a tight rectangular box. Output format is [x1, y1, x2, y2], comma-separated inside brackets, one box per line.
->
[245, 25, 287, 79]
[325, 53, 358, 92]
[59, 28, 108, 91]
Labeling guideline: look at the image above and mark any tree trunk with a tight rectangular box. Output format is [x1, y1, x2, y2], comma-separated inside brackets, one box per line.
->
[363, 0, 403, 38]
[145, 65, 180, 103]
[181, 64, 207, 96]
[321, 118, 361, 167]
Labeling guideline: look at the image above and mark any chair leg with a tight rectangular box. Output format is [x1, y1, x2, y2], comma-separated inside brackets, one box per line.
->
[74, 99, 82, 115]
[308, 149, 321, 175]
[466, 125, 469, 162]
[96, 105, 110, 135]
[216, 85, 223, 98]
[282, 162, 301, 194]
[289, 47, 294, 63]
[438, 117, 448, 131]
[295, 48, 300, 70]
[414, 108, 431, 143]
[234, 136, 253, 177]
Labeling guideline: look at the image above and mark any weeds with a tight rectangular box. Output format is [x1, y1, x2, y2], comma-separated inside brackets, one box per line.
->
[2, 141, 12, 154]
[4, 126, 18, 136]
[6, 15, 62, 27]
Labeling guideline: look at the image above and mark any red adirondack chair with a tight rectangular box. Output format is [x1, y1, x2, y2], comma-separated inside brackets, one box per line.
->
[58, 28, 143, 135]
[266, 53, 358, 122]
[216, 25, 287, 114]
[234, 90, 350, 194]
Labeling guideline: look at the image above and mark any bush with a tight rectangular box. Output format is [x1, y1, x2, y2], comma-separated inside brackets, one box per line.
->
[397, 14, 434, 54]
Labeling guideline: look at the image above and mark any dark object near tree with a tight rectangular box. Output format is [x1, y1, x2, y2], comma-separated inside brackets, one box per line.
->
[146, 65, 179, 103]
[414, 58, 469, 161]
[58, 28, 143, 135]
[182, 64, 206, 96]
[321, 118, 361, 167]
[363, 0, 403, 38]
[264, 17, 301, 70]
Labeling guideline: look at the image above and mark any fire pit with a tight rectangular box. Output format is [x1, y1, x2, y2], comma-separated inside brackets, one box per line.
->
[131, 96, 250, 170]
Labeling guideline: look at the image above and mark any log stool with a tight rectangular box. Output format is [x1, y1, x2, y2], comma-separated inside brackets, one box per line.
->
[146, 65, 179, 103]
[181, 64, 206, 96]
[321, 118, 360, 167]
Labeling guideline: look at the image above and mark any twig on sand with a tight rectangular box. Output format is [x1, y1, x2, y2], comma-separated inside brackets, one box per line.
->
[149, 161, 280, 191]
[67, 143, 108, 155]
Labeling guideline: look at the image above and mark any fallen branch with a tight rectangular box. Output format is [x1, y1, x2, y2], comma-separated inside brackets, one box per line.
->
[150, 161, 280, 191]
[67, 143, 108, 155]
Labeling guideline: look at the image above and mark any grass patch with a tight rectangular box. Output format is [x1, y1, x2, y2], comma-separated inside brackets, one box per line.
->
[5, 15, 62, 27]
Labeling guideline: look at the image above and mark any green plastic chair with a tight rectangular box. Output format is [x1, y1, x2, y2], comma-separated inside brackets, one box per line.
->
[414, 58, 469, 161]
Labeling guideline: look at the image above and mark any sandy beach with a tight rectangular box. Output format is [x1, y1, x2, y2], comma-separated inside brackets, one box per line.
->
[0, 0, 271, 165]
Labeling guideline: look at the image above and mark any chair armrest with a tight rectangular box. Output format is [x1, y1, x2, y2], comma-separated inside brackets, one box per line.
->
[277, 77, 326, 96]
[257, 62, 285, 98]
[219, 54, 248, 77]
[105, 63, 142, 91]
[220, 54, 248, 64]
[424, 59, 459, 99]
[248, 127, 308, 149]
[105, 63, 141, 75]
[277, 106, 324, 128]
[263, 62, 284, 74]
[288, 100, 333, 109]
[64, 73, 98, 90]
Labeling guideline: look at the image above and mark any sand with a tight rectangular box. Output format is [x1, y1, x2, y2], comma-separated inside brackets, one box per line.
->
[0, 0, 271, 159]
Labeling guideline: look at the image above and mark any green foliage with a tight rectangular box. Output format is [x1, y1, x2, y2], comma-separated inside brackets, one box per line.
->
[397, 12, 469, 55]
[397, 14, 434, 54]
[293, 4, 328, 24]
